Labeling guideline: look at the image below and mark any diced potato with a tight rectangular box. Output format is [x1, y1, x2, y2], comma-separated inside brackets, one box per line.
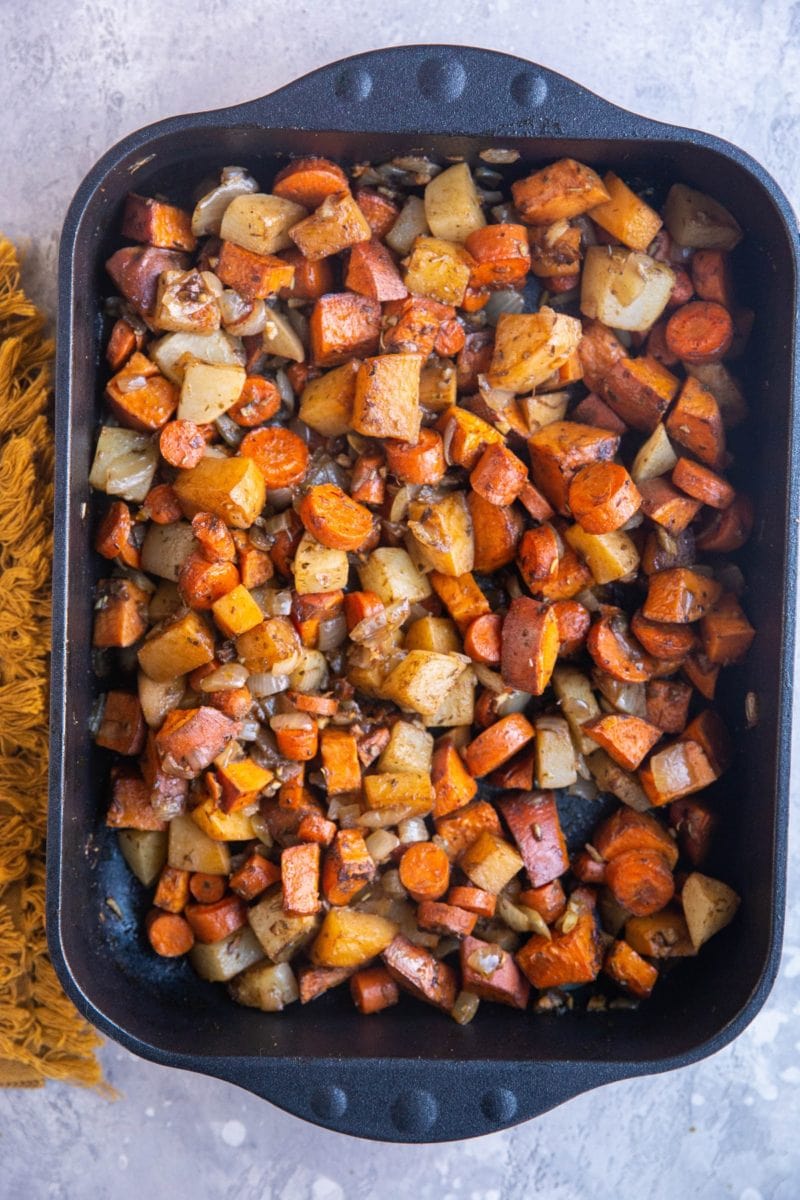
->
[311, 908, 398, 968]
[424, 163, 486, 243]
[404, 236, 473, 305]
[138, 672, 185, 729]
[167, 813, 230, 874]
[148, 581, 182, 622]
[236, 616, 300, 673]
[177, 361, 246, 423]
[534, 714, 578, 788]
[358, 547, 432, 605]
[117, 829, 167, 887]
[174, 455, 266, 528]
[298, 360, 359, 436]
[386, 195, 429, 256]
[363, 771, 434, 815]
[381, 650, 467, 715]
[138, 610, 215, 683]
[248, 889, 320, 962]
[488, 309, 582, 393]
[682, 872, 740, 948]
[378, 721, 434, 775]
[419, 359, 458, 412]
[190, 796, 255, 842]
[587, 749, 651, 811]
[580, 246, 675, 332]
[352, 353, 422, 442]
[262, 309, 305, 362]
[190, 926, 265, 983]
[663, 184, 743, 251]
[289, 190, 371, 260]
[89, 426, 158, 503]
[423, 666, 476, 728]
[631, 423, 678, 484]
[288, 647, 330, 694]
[686, 363, 748, 429]
[229, 961, 299, 1011]
[565, 524, 640, 585]
[593, 676, 647, 718]
[404, 615, 461, 653]
[407, 492, 474, 577]
[220, 193, 307, 255]
[140, 521, 197, 582]
[150, 329, 245, 384]
[347, 657, 395, 700]
[552, 666, 601, 756]
[152, 269, 221, 335]
[518, 391, 569, 434]
[211, 584, 264, 638]
[459, 831, 523, 894]
[292, 531, 350, 595]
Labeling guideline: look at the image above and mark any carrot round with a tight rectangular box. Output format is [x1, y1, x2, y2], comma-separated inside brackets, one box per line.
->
[587, 609, 653, 682]
[355, 187, 401, 239]
[416, 899, 477, 938]
[593, 808, 679, 869]
[240, 425, 310, 488]
[191, 512, 237, 562]
[385, 428, 446, 485]
[517, 524, 560, 585]
[398, 841, 451, 902]
[146, 910, 195, 957]
[568, 462, 641, 533]
[469, 443, 528, 507]
[188, 872, 226, 904]
[143, 483, 182, 524]
[271, 713, 319, 761]
[665, 301, 734, 364]
[447, 885, 497, 919]
[177, 552, 239, 610]
[464, 612, 503, 665]
[288, 690, 339, 716]
[273, 156, 349, 209]
[672, 457, 735, 510]
[667, 267, 694, 308]
[228, 376, 281, 427]
[350, 966, 400, 1014]
[159, 419, 206, 469]
[184, 895, 247, 943]
[465, 223, 530, 289]
[571, 849, 607, 884]
[695, 493, 754, 552]
[434, 316, 466, 358]
[691, 250, 734, 309]
[297, 483, 374, 551]
[631, 609, 697, 660]
[210, 685, 252, 721]
[605, 848, 675, 916]
[95, 500, 140, 568]
[552, 598, 591, 657]
[343, 590, 385, 631]
[461, 712, 536, 778]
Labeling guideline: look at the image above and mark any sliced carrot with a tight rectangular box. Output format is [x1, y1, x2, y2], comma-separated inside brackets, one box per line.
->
[143, 483, 183, 524]
[106, 317, 142, 371]
[691, 250, 734, 309]
[462, 713, 535, 778]
[345, 238, 407, 302]
[297, 483, 373, 551]
[578, 319, 627, 395]
[385, 428, 446, 485]
[240, 425, 310, 488]
[681, 709, 732, 775]
[281, 842, 321, 916]
[297, 810, 337, 846]
[437, 406, 503, 470]
[682, 652, 720, 700]
[350, 966, 400, 1014]
[310, 293, 381, 366]
[499, 791, 568, 888]
[429, 571, 490, 633]
[417, 900, 477, 938]
[229, 852, 281, 901]
[177, 551, 239, 610]
[465, 223, 531, 288]
[587, 609, 653, 682]
[343, 590, 385, 632]
[528, 420, 620, 513]
[209, 685, 252, 721]
[667, 267, 694, 308]
[382, 934, 458, 1012]
[583, 713, 663, 771]
[184, 895, 247, 943]
[355, 187, 401, 239]
[639, 477, 702, 536]
[552, 598, 591, 657]
[665, 375, 725, 467]
[298, 965, 353, 1004]
[272, 155, 349, 208]
[631, 609, 697, 660]
[672, 457, 735, 509]
[188, 872, 226, 904]
[93, 578, 150, 648]
[468, 492, 524, 573]
[643, 568, 722, 624]
[604, 940, 658, 998]
[518, 879, 566, 924]
[695, 493, 754, 553]
[594, 807, 678, 868]
[488, 747, 536, 790]
[227, 376, 281, 427]
[517, 480, 555, 522]
[605, 848, 675, 916]
[447, 885, 497, 919]
[322, 829, 375, 906]
[431, 740, 478, 819]
[398, 842, 451, 902]
[645, 319, 680, 367]
[469, 442, 527, 507]
[571, 849, 607, 884]
[95, 500, 140, 568]
[272, 713, 319, 761]
[665, 300, 733, 363]
[191, 512, 237, 562]
[146, 910, 195, 957]
[463, 613, 503, 665]
[277, 248, 334, 301]
[568, 462, 641, 533]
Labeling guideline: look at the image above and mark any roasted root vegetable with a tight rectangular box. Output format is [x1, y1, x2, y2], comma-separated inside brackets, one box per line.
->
[95, 153, 751, 1021]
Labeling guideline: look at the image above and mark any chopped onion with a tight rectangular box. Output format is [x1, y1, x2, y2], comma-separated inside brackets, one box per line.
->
[238, 719, 261, 741]
[191, 166, 259, 237]
[381, 869, 408, 899]
[356, 804, 413, 829]
[451, 990, 480, 1025]
[467, 945, 502, 977]
[366, 829, 400, 864]
[248, 671, 290, 697]
[568, 776, 599, 802]
[215, 412, 244, 448]
[200, 663, 249, 692]
[251, 586, 293, 617]
[228, 299, 268, 338]
[337, 804, 361, 829]
[218, 288, 250, 326]
[289, 649, 328, 693]
[398, 817, 429, 846]
[484, 289, 525, 326]
[318, 613, 348, 652]
[473, 664, 505, 693]
[496, 689, 532, 717]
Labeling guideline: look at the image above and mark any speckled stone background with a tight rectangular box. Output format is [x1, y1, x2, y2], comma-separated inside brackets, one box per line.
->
[2, 2, 799, 1196]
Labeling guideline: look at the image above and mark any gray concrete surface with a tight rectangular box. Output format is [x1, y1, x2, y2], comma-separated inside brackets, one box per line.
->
[2, 1, 799, 1196]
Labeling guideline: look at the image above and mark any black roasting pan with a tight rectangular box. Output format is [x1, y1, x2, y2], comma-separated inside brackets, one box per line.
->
[48, 46, 799, 1142]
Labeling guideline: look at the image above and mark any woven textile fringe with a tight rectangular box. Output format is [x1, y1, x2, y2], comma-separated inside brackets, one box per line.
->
[0, 237, 105, 1088]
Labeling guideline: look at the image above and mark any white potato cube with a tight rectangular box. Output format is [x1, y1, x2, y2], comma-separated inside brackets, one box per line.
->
[178, 361, 246, 423]
[220, 193, 307, 255]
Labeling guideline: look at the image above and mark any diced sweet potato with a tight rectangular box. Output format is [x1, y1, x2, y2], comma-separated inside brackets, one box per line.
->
[382, 934, 458, 1012]
[105, 351, 178, 432]
[700, 592, 755, 664]
[639, 739, 717, 806]
[631, 610, 696, 662]
[230, 851, 281, 901]
[290, 190, 372, 261]
[642, 568, 722, 624]
[95, 690, 146, 756]
[603, 355, 680, 433]
[216, 240, 294, 299]
[645, 679, 693, 733]
[105, 317, 143, 371]
[432, 740, 478, 818]
[694, 493, 754, 553]
[155, 706, 239, 780]
[462, 714, 535, 778]
[501, 597, 559, 695]
[669, 798, 717, 866]
[468, 492, 524, 573]
[527, 222, 582, 278]
[589, 172, 662, 251]
[417, 900, 477, 938]
[603, 939, 659, 998]
[518, 879, 566, 924]
[106, 767, 168, 831]
[583, 713, 662, 771]
[681, 709, 732, 776]
[434, 800, 503, 860]
[355, 187, 401, 238]
[512, 159, 609, 225]
[122, 193, 196, 251]
[528, 421, 619, 513]
[310, 293, 381, 366]
[299, 964, 353, 1005]
[322, 829, 375, 906]
[352, 353, 422, 442]
[516, 902, 603, 987]
[461, 936, 530, 1009]
[93, 577, 150, 648]
[345, 238, 407, 301]
[106, 246, 189, 320]
[498, 791, 568, 888]
[465, 223, 531, 288]
[469, 443, 527, 507]
[665, 376, 725, 467]
[625, 909, 696, 958]
[281, 842, 321, 916]
[638, 472, 703, 536]
[568, 462, 641, 533]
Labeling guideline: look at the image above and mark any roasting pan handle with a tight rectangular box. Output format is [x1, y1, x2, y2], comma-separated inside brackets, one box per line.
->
[243, 44, 660, 141]
[211, 1056, 624, 1142]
